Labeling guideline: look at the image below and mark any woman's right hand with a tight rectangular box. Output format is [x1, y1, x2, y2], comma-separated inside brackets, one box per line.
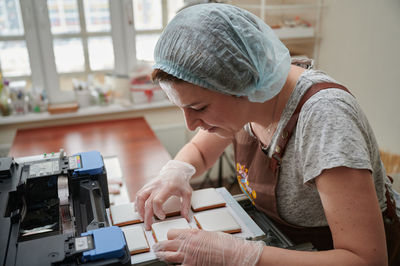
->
[135, 160, 196, 230]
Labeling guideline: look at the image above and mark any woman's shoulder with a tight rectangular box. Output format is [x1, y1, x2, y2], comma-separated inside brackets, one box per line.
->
[296, 69, 338, 89]
[295, 69, 355, 110]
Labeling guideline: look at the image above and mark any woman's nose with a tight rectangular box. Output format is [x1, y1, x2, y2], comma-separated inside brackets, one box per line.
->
[183, 109, 201, 131]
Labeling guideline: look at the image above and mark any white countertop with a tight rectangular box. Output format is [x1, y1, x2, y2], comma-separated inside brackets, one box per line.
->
[0, 99, 173, 126]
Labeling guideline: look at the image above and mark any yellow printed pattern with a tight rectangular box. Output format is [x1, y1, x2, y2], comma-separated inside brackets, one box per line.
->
[236, 163, 256, 204]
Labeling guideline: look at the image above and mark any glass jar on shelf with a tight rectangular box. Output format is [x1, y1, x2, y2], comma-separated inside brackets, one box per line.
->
[30, 86, 48, 113]
[9, 80, 29, 115]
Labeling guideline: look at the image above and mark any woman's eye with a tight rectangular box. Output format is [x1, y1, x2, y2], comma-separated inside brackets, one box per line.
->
[194, 106, 207, 112]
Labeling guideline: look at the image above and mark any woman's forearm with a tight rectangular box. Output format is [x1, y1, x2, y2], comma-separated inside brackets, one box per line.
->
[174, 141, 209, 178]
[174, 130, 231, 178]
[257, 246, 386, 266]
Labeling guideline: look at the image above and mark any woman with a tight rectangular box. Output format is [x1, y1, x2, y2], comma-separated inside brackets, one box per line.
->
[135, 3, 399, 265]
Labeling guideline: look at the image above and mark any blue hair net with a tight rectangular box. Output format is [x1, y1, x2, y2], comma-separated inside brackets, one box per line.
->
[153, 3, 291, 103]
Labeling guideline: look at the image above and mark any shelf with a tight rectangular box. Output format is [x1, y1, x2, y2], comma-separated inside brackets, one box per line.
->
[233, 0, 322, 62]
[0, 99, 174, 126]
[237, 3, 321, 11]
[273, 27, 314, 39]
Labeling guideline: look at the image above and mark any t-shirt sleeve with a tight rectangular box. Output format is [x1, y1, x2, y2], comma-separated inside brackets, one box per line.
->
[296, 92, 373, 185]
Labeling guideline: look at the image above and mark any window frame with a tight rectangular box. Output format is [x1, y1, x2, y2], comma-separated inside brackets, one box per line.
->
[1, 0, 176, 104]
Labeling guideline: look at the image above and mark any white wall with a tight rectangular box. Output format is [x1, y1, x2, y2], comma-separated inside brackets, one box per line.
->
[318, 0, 400, 154]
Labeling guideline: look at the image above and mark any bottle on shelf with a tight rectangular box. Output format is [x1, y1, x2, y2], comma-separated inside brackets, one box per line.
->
[0, 75, 12, 116]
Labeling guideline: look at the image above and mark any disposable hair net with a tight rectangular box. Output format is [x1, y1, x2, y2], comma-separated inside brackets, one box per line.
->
[153, 3, 291, 103]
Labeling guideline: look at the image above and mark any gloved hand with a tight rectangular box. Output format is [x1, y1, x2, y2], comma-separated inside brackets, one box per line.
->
[135, 160, 196, 230]
[153, 229, 265, 266]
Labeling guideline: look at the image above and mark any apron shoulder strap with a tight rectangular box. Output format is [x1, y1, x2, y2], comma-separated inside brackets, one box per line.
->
[270, 82, 351, 171]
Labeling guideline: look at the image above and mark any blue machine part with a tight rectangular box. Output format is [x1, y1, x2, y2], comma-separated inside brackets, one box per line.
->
[72, 150, 104, 177]
[81, 226, 127, 262]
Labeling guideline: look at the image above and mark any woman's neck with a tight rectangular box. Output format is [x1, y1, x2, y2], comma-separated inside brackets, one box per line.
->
[253, 65, 306, 128]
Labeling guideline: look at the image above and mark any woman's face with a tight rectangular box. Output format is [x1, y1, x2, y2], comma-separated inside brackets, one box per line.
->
[160, 81, 250, 138]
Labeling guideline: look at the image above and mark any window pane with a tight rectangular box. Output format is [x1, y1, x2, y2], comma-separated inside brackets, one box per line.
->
[136, 34, 160, 62]
[47, 0, 80, 34]
[0, 0, 24, 36]
[84, 0, 110, 32]
[53, 38, 84, 73]
[167, 0, 184, 22]
[88, 36, 114, 70]
[133, 0, 162, 30]
[0, 41, 31, 76]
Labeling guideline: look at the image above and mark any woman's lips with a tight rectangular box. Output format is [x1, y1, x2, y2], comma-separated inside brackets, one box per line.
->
[200, 125, 217, 133]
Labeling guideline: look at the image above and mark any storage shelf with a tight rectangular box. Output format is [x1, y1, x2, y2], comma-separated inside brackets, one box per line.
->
[237, 4, 321, 11]
[273, 26, 314, 39]
[233, 0, 322, 63]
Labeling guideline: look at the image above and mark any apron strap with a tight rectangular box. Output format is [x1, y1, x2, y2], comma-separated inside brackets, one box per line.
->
[270, 82, 352, 171]
[384, 177, 400, 265]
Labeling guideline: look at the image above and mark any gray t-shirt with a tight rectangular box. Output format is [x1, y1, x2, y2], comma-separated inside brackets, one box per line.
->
[246, 69, 387, 227]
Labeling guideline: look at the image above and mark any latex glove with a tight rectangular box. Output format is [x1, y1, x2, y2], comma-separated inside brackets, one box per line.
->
[153, 229, 265, 266]
[135, 160, 196, 230]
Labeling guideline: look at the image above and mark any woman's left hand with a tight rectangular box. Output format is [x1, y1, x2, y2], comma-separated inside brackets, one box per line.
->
[153, 228, 265, 266]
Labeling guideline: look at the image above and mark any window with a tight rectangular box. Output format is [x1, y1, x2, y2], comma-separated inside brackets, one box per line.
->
[0, 0, 184, 104]
[48, 0, 115, 92]
[133, 0, 184, 61]
[0, 0, 31, 83]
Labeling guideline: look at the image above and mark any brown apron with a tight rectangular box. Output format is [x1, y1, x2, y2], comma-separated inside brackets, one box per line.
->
[233, 82, 400, 264]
